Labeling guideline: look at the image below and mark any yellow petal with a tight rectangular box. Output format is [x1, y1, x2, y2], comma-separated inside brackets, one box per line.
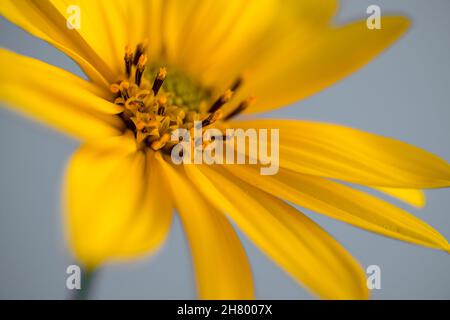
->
[64, 133, 173, 269]
[184, 164, 368, 299]
[234, 16, 410, 114]
[0, 0, 115, 87]
[221, 164, 449, 251]
[163, 0, 336, 87]
[0, 49, 123, 140]
[0, 0, 131, 85]
[155, 155, 254, 299]
[374, 187, 426, 208]
[50, 0, 129, 76]
[128, 0, 164, 60]
[228, 119, 450, 188]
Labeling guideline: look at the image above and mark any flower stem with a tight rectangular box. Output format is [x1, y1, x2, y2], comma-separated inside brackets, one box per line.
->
[72, 268, 97, 300]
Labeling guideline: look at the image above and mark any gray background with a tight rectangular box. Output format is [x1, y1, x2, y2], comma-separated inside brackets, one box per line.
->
[0, 0, 449, 299]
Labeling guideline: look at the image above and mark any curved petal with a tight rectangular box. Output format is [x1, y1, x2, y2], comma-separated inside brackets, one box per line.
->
[64, 133, 173, 269]
[0, 0, 145, 85]
[0, 49, 124, 139]
[49, 0, 129, 76]
[163, 0, 337, 88]
[0, 49, 123, 140]
[156, 154, 254, 299]
[221, 164, 449, 251]
[227, 119, 450, 188]
[184, 164, 368, 300]
[128, 0, 164, 61]
[0, 0, 108, 85]
[234, 16, 410, 114]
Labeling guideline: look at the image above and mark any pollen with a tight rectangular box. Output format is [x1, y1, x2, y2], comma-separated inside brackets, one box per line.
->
[110, 43, 254, 153]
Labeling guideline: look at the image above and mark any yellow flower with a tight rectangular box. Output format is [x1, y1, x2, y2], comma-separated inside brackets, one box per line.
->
[0, 0, 449, 300]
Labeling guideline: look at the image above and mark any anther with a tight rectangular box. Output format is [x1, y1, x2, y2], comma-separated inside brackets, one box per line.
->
[114, 97, 126, 105]
[124, 45, 133, 78]
[224, 97, 256, 120]
[208, 89, 233, 113]
[158, 96, 168, 106]
[120, 81, 130, 90]
[126, 99, 146, 112]
[201, 114, 214, 127]
[136, 89, 151, 100]
[231, 77, 243, 92]
[157, 96, 167, 115]
[110, 83, 120, 94]
[202, 109, 223, 127]
[135, 54, 148, 87]
[119, 81, 130, 100]
[151, 133, 171, 151]
[133, 41, 148, 66]
[152, 67, 167, 96]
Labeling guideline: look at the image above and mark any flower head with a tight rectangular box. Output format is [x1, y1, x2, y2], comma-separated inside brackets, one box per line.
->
[0, 0, 449, 300]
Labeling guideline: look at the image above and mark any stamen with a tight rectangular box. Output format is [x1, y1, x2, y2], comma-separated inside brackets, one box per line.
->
[135, 89, 151, 100]
[125, 98, 145, 112]
[152, 67, 167, 96]
[150, 133, 171, 150]
[202, 109, 223, 127]
[110, 83, 120, 94]
[114, 97, 126, 105]
[119, 81, 130, 100]
[158, 96, 168, 106]
[135, 54, 148, 87]
[119, 81, 130, 90]
[113, 46, 256, 153]
[133, 41, 147, 66]
[124, 45, 133, 78]
[224, 97, 256, 120]
[208, 89, 233, 113]
[137, 127, 159, 144]
[231, 77, 243, 92]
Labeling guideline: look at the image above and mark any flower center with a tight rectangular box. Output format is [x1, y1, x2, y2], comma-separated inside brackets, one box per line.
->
[110, 43, 255, 153]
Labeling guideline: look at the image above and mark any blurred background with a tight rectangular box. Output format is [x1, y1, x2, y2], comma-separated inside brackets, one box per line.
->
[0, 0, 449, 299]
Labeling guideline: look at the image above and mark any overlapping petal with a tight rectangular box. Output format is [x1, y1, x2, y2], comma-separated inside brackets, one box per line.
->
[184, 164, 368, 299]
[156, 155, 254, 299]
[1, 0, 118, 85]
[1, 0, 447, 301]
[163, 0, 337, 89]
[65, 133, 173, 269]
[233, 16, 410, 114]
[227, 119, 450, 188]
[0, 49, 123, 139]
[221, 164, 449, 251]
[0, 1, 409, 115]
[0, 0, 160, 85]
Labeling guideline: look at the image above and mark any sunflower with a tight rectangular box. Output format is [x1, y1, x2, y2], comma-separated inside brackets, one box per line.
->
[0, 0, 449, 300]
